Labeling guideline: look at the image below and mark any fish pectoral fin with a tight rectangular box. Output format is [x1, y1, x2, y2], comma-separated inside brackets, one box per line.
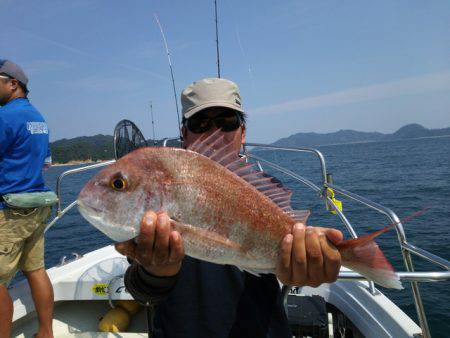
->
[170, 219, 243, 251]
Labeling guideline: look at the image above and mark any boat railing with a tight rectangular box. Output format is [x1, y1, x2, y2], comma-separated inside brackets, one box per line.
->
[244, 142, 450, 338]
[45, 160, 115, 232]
[46, 142, 450, 338]
[162, 137, 182, 147]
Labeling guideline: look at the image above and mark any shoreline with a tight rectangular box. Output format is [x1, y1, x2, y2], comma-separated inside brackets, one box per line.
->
[51, 159, 113, 167]
[269, 134, 450, 149]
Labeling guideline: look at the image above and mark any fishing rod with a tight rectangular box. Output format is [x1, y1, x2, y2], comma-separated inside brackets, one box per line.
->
[153, 13, 182, 140]
[214, 0, 221, 78]
[150, 101, 156, 145]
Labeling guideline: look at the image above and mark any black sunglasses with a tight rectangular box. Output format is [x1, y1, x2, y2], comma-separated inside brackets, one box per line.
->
[185, 110, 243, 134]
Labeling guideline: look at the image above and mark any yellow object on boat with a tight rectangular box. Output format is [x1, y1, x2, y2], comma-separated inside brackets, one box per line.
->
[326, 187, 343, 214]
[98, 307, 130, 333]
[116, 299, 141, 315]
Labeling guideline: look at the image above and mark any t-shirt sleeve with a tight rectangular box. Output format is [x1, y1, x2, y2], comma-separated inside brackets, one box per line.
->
[0, 117, 13, 158]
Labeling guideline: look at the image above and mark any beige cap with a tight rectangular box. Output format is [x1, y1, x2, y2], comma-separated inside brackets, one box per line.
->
[181, 78, 244, 119]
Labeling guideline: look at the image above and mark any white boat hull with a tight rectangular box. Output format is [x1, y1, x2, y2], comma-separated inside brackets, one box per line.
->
[11, 245, 421, 337]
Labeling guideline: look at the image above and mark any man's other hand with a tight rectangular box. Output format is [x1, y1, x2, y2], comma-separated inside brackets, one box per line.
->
[276, 225, 343, 287]
[115, 211, 185, 277]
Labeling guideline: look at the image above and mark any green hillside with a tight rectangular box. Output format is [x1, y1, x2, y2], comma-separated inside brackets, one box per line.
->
[50, 134, 114, 164]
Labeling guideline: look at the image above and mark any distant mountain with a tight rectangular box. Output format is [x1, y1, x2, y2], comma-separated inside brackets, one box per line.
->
[50, 123, 450, 163]
[49, 134, 180, 164]
[386, 123, 450, 140]
[273, 130, 384, 147]
[50, 134, 114, 164]
[389, 123, 428, 139]
[272, 124, 450, 147]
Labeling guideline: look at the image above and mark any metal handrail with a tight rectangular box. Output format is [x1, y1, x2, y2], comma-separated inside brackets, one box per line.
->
[325, 182, 408, 241]
[162, 137, 182, 147]
[244, 143, 328, 184]
[336, 271, 450, 283]
[247, 152, 322, 193]
[45, 200, 77, 233]
[323, 182, 432, 336]
[45, 160, 117, 234]
[55, 160, 115, 214]
[323, 195, 377, 294]
[402, 242, 450, 271]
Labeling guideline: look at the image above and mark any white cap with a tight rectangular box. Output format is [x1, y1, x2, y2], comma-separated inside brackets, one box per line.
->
[181, 78, 244, 118]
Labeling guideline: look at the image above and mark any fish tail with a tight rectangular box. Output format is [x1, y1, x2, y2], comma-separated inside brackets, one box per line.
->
[337, 224, 403, 289]
[336, 207, 431, 289]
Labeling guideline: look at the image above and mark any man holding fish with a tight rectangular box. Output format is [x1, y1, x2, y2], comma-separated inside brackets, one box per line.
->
[113, 78, 344, 337]
[78, 77, 401, 337]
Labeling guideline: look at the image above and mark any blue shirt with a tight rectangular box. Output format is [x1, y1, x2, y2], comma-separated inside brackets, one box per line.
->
[0, 98, 51, 209]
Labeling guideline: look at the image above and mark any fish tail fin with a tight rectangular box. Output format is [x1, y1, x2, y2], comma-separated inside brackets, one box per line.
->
[336, 206, 431, 289]
[337, 224, 403, 289]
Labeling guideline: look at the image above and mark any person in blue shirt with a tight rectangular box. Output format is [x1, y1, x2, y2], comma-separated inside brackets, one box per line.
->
[0, 59, 54, 338]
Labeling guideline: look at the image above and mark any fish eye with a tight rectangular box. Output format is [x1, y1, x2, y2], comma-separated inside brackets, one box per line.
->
[111, 177, 127, 191]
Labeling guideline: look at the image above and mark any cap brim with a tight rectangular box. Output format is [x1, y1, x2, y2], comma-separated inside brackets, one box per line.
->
[184, 101, 245, 119]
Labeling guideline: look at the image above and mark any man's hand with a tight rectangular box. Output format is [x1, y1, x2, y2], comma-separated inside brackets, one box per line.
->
[276, 224, 343, 287]
[115, 211, 185, 277]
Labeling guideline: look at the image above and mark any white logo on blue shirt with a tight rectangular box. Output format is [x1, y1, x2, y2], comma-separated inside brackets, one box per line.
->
[26, 122, 48, 135]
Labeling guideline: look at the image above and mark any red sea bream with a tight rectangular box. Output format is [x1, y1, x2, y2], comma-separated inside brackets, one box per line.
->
[77, 133, 402, 289]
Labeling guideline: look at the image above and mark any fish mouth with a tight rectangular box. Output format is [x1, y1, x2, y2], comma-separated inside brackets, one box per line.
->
[77, 199, 104, 217]
[77, 199, 138, 242]
[80, 202, 103, 214]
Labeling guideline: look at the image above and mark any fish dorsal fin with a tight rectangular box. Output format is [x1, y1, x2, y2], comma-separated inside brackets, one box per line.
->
[186, 129, 302, 214]
[187, 129, 224, 155]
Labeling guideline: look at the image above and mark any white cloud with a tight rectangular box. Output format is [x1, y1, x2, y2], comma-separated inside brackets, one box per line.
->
[251, 71, 450, 115]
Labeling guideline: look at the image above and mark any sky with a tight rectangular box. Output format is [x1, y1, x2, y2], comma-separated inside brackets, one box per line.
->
[0, 0, 449, 143]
